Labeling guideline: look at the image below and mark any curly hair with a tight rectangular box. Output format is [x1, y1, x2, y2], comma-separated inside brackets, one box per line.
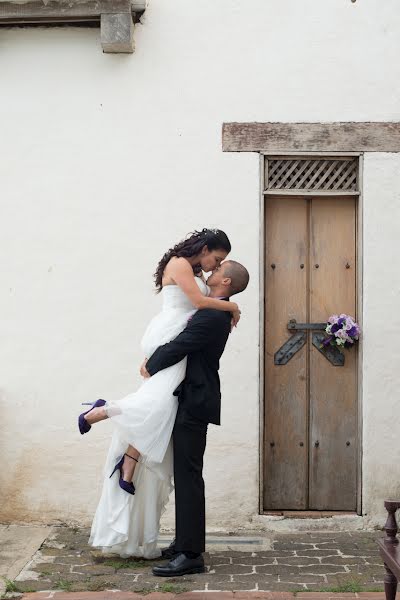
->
[154, 228, 231, 292]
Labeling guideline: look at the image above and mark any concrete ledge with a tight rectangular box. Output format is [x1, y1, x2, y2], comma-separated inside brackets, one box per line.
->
[252, 513, 365, 532]
[0, 524, 52, 597]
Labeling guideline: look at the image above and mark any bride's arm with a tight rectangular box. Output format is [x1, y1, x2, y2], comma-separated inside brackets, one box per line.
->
[170, 258, 239, 315]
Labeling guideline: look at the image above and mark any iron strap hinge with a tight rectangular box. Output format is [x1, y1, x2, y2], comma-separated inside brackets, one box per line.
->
[274, 319, 345, 367]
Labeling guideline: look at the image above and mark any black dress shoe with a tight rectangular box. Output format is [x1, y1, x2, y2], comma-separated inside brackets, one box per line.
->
[161, 539, 177, 559]
[152, 552, 205, 577]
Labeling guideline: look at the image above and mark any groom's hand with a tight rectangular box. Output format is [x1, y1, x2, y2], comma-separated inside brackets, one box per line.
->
[140, 358, 150, 379]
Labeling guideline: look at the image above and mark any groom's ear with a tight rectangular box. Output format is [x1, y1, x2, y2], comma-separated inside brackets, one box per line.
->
[222, 276, 232, 288]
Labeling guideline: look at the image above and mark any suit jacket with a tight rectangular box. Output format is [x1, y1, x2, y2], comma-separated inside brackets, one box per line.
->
[146, 302, 231, 425]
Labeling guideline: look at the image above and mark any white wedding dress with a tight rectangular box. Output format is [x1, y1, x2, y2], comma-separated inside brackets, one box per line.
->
[89, 277, 209, 558]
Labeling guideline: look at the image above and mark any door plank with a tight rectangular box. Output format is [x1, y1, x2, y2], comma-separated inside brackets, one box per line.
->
[264, 196, 308, 510]
[309, 196, 357, 510]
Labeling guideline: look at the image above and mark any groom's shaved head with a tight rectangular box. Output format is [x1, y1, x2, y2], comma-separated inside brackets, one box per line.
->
[222, 260, 249, 296]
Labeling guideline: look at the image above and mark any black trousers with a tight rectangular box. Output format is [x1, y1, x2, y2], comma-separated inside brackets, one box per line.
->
[173, 403, 208, 554]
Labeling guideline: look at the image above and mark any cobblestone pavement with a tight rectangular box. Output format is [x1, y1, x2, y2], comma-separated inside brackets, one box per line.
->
[5, 528, 385, 596]
[18, 592, 388, 600]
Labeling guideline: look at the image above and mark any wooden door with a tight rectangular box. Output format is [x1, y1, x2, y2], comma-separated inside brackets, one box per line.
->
[264, 195, 358, 511]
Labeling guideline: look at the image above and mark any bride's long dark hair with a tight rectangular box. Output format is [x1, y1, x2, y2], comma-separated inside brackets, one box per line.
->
[154, 228, 231, 292]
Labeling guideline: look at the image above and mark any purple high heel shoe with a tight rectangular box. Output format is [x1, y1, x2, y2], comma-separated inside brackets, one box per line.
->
[78, 399, 106, 435]
[110, 453, 138, 495]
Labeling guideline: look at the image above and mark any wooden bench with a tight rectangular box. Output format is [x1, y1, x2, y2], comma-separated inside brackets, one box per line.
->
[378, 501, 400, 600]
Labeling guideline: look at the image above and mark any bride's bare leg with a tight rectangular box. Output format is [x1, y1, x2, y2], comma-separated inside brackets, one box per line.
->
[85, 406, 108, 425]
[122, 445, 141, 482]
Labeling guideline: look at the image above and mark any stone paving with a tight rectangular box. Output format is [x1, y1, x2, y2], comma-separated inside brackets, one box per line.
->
[4, 528, 386, 597]
[17, 593, 389, 600]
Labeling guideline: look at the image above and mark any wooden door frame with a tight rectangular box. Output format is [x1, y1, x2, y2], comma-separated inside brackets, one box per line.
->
[258, 151, 364, 516]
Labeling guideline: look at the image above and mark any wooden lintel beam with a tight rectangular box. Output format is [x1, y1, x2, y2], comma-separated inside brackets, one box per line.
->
[0, 0, 145, 24]
[0, 0, 143, 52]
[222, 122, 400, 153]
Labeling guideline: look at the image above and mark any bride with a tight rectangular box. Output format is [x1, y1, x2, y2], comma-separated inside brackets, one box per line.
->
[79, 228, 240, 558]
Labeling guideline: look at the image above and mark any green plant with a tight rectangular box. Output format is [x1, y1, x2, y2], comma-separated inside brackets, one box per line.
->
[321, 583, 363, 593]
[3, 578, 18, 593]
[86, 580, 114, 592]
[55, 579, 73, 591]
[103, 558, 147, 570]
[158, 583, 188, 594]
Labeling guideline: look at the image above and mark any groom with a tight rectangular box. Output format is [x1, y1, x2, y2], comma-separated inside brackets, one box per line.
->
[141, 260, 249, 577]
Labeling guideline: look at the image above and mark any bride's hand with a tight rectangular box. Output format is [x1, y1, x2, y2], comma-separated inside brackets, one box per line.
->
[140, 358, 150, 378]
[231, 306, 241, 330]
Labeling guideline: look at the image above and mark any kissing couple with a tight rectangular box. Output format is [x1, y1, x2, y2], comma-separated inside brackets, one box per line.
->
[78, 228, 249, 577]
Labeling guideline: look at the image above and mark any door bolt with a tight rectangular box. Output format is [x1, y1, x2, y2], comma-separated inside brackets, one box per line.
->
[300, 264, 304, 269]
[346, 263, 350, 269]
[299, 442, 304, 447]
[346, 441, 351, 446]
[270, 441, 275, 447]
[314, 440, 320, 448]
[315, 264, 319, 269]
[271, 263, 276, 270]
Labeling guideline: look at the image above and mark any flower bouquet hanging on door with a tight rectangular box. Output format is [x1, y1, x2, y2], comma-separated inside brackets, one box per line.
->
[322, 314, 360, 353]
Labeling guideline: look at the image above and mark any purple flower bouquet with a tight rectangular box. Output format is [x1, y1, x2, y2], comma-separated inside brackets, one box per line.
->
[322, 314, 360, 351]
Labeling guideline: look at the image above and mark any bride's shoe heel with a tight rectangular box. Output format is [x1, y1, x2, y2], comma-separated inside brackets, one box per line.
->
[110, 453, 138, 496]
[78, 399, 106, 435]
[110, 457, 123, 479]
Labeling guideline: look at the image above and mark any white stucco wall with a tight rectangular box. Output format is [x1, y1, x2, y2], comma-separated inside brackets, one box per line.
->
[1, 0, 400, 531]
[361, 153, 400, 526]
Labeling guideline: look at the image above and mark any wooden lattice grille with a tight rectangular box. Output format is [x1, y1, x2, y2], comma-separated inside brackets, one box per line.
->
[265, 157, 359, 192]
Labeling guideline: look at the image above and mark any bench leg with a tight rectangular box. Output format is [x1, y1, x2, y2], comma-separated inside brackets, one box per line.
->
[384, 563, 398, 600]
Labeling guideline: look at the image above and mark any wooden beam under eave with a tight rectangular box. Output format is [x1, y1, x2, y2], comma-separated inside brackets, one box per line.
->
[222, 122, 400, 153]
[0, 0, 145, 23]
[0, 0, 143, 53]
[101, 12, 134, 53]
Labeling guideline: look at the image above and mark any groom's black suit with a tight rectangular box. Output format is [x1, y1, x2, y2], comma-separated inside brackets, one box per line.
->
[146, 300, 231, 554]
